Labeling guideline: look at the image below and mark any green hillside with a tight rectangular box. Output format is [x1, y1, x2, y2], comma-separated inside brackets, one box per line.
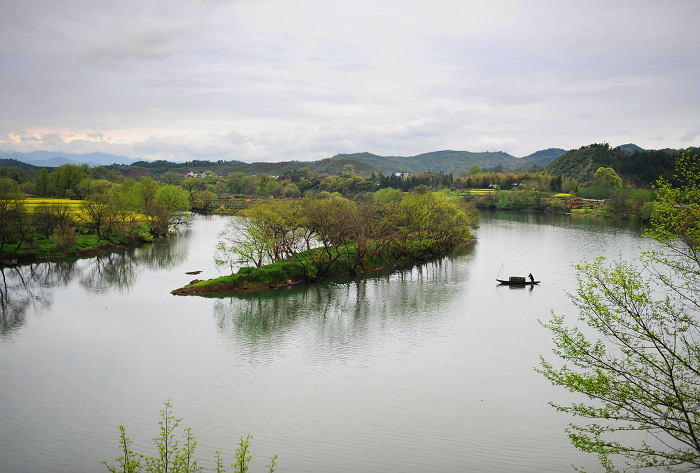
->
[0, 158, 39, 173]
[2, 145, 691, 187]
[118, 157, 380, 178]
[545, 143, 685, 186]
[330, 149, 565, 175]
[520, 148, 567, 166]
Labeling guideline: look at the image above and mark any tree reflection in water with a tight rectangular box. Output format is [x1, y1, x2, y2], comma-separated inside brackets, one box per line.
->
[0, 237, 190, 337]
[212, 251, 472, 352]
[0, 261, 79, 338]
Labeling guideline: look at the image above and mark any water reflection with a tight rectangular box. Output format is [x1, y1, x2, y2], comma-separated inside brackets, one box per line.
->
[0, 234, 192, 336]
[481, 209, 648, 234]
[137, 234, 189, 270]
[79, 251, 139, 293]
[212, 251, 473, 347]
[1, 211, 654, 473]
[0, 261, 79, 337]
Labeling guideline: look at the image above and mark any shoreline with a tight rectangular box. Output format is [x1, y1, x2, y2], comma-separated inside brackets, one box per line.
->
[0, 242, 132, 268]
[170, 244, 469, 297]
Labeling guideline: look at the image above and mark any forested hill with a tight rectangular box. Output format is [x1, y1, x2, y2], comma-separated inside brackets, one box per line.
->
[128, 157, 381, 178]
[545, 143, 689, 186]
[330, 149, 566, 175]
[0, 148, 567, 177]
[4, 145, 694, 186]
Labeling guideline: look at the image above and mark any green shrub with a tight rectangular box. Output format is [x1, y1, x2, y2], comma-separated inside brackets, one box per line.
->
[104, 401, 277, 473]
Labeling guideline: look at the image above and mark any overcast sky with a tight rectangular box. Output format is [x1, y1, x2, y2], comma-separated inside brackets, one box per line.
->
[1, 0, 698, 162]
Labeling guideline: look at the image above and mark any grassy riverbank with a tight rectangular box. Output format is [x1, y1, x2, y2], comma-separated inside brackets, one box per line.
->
[1, 236, 124, 266]
[0, 190, 187, 265]
[172, 237, 470, 296]
[173, 189, 477, 296]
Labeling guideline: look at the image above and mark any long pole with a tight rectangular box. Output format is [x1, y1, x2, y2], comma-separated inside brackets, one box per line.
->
[497, 262, 504, 280]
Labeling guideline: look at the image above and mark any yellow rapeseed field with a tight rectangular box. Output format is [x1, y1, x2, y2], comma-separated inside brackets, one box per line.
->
[22, 198, 88, 220]
[20, 198, 146, 223]
[24, 197, 86, 208]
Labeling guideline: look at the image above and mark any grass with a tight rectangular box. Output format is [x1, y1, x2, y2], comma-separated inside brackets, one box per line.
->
[569, 208, 605, 216]
[1, 219, 152, 262]
[2, 233, 123, 259]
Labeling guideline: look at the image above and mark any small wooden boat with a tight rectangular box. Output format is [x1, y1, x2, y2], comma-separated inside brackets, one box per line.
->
[497, 276, 540, 285]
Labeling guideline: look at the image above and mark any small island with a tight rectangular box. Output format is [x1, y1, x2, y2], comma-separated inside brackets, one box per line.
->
[172, 187, 477, 296]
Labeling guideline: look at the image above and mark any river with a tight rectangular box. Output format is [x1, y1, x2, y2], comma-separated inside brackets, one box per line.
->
[0, 211, 654, 473]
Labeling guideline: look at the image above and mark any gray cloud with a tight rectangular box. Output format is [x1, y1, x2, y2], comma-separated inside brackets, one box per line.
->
[1, 0, 698, 161]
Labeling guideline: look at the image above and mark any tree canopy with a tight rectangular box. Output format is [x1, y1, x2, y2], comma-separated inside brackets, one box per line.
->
[538, 150, 700, 472]
[213, 189, 476, 284]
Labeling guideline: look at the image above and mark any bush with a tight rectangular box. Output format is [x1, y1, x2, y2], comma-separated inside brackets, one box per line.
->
[54, 223, 78, 249]
[637, 201, 655, 222]
[255, 260, 309, 284]
[104, 401, 278, 473]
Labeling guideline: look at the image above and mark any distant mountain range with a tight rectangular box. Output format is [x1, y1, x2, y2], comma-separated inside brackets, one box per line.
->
[0, 150, 139, 167]
[0, 148, 568, 175]
[329, 148, 566, 174]
[1, 144, 693, 187]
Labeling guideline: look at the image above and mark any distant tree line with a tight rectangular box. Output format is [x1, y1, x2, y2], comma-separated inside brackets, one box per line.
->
[0, 166, 191, 258]
[1, 146, 692, 257]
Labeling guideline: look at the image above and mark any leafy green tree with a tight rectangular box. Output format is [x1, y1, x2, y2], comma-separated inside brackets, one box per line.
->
[53, 164, 88, 198]
[593, 166, 623, 189]
[466, 164, 483, 177]
[194, 189, 217, 211]
[138, 177, 160, 215]
[161, 171, 183, 185]
[538, 150, 700, 472]
[35, 168, 51, 196]
[396, 189, 473, 253]
[213, 180, 229, 196]
[226, 172, 252, 195]
[0, 166, 22, 182]
[282, 183, 301, 199]
[82, 178, 115, 200]
[373, 187, 403, 204]
[215, 217, 272, 274]
[341, 163, 355, 177]
[340, 175, 366, 195]
[243, 199, 306, 261]
[81, 196, 117, 241]
[214, 200, 307, 274]
[605, 188, 631, 215]
[149, 185, 191, 235]
[181, 177, 206, 208]
[302, 195, 360, 276]
[549, 174, 563, 192]
[110, 179, 142, 214]
[32, 202, 70, 238]
[8, 203, 33, 253]
[261, 180, 281, 197]
[0, 178, 25, 251]
[650, 150, 700, 261]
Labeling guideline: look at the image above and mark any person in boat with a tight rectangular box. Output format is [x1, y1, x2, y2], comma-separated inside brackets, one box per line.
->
[528, 273, 534, 283]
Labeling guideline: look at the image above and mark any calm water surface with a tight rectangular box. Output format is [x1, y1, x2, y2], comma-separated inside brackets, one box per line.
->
[0, 212, 655, 473]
